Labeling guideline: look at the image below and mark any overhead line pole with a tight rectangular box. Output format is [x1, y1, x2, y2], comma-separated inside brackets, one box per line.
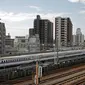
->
[56, 37, 59, 64]
[36, 60, 39, 85]
[54, 37, 59, 64]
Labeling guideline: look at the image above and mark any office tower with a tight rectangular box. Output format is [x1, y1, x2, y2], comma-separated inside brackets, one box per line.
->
[0, 22, 6, 55]
[55, 17, 72, 47]
[76, 28, 84, 46]
[29, 28, 34, 38]
[34, 15, 53, 50]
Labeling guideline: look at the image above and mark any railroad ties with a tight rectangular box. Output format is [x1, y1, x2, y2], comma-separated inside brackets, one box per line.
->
[39, 64, 85, 85]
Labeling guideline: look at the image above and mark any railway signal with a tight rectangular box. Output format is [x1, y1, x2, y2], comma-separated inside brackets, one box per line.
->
[38, 66, 42, 78]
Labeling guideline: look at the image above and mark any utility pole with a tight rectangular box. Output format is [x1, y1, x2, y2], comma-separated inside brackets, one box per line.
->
[36, 61, 39, 85]
[56, 37, 59, 64]
[54, 44, 56, 64]
[54, 37, 59, 64]
[35, 56, 39, 85]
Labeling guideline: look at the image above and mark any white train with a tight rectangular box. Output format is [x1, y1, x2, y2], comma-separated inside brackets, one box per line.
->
[0, 49, 85, 65]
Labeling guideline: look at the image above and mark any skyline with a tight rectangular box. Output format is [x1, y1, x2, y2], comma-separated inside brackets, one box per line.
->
[0, 0, 85, 38]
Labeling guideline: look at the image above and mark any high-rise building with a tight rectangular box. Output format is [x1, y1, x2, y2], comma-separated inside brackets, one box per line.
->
[34, 15, 53, 50]
[34, 15, 41, 35]
[29, 28, 34, 38]
[0, 22, 6, 55]
[76, 28, 84, 46]
[55, 17, 72, 47]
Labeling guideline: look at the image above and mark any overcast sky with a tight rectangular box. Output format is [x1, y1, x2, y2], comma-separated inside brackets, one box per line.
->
[0, 0, 85, 38]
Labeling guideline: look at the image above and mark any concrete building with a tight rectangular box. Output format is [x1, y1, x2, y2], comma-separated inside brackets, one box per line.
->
[34, 15, 53, 50]
[34, 15, 41, 34]
[5, 33, 14, 47]
[14, 36, 28, 53]
[55, 17, 72, 48]
[5, 33, 15, 54]
[72, 35, 76, 46]
[28, 34, 40, 52]
[25, 35, 29, 39]
[76, 28, 84, 46]
[0, 22, 6, 55]
[29, 28, 34, 38]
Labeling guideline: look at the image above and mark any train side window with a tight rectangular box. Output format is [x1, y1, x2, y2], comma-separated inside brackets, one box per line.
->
[6, 60, 7, 63]
[1, 60, 3, 63]
[24, 58, 25, 60]
[17, 59, 18, 61]
[4, 60, 5, 63]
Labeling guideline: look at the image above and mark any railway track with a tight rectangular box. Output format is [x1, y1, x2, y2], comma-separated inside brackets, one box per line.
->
[2, 63, 85, 85]
[40, 65, 85, 85]
[55, 71, 85, 85]
[68, 76, 85, 85]
[40, 67, 85, 84]
[14, 67, 85, 85]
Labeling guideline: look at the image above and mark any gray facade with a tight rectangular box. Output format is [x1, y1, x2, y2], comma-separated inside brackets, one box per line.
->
[5, 33, 14, 47]
[34, 15, 53, 50]
[55, 17, 72, 47]
[29, 28, 34, 38]
[0, 22, 6, 55]
[28, 34, 40, 52]
[76, 28, 84, 46]
[14, 36, 28, 53]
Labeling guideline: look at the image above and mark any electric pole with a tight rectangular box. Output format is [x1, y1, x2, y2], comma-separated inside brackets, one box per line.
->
[36, 61, 39, 85]
[54, 37, 59, 64]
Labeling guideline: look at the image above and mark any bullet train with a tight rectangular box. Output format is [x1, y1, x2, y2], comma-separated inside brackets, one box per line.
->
[0, 49, 85, 65]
